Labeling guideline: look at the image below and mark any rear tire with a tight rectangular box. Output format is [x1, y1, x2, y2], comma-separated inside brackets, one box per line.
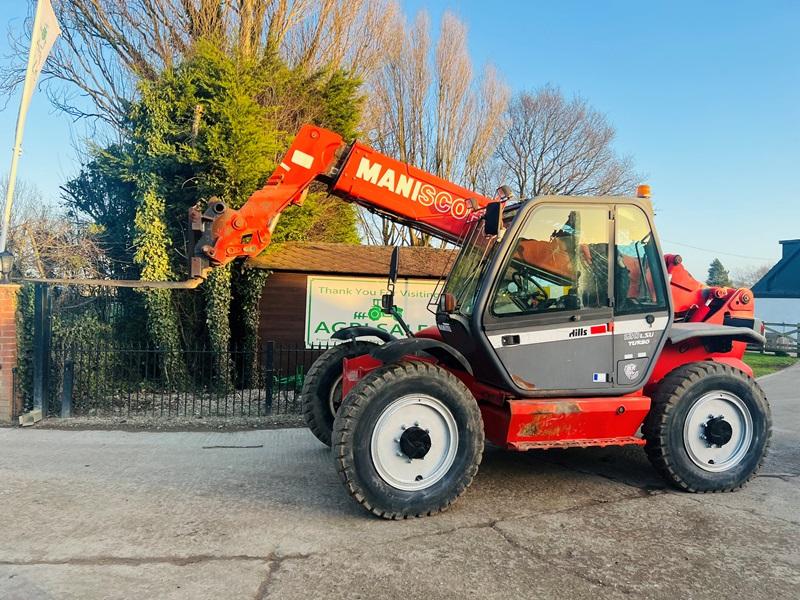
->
[644, 362, 771, 492]
[333, 361, 483, 519]
[301, 341, 377, 447]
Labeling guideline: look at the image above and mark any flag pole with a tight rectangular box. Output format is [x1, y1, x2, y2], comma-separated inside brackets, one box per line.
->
[0, 0, 61, 253]
[0, 111, 26, 253]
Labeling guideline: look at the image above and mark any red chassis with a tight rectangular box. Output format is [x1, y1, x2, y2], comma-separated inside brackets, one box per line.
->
[340, 255, 758, 451]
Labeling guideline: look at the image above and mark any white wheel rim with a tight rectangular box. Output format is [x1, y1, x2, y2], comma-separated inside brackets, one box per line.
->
[370, 394, 459, 491]
[328, 375, 343, 416]
[683, 391, 753, 472]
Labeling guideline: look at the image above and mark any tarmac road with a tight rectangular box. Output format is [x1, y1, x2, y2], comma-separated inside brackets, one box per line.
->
[1, 366, 798, 599]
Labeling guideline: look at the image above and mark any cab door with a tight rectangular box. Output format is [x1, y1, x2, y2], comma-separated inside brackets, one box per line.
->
[482, 203, 615, 393]
[611, 204, 671, 389]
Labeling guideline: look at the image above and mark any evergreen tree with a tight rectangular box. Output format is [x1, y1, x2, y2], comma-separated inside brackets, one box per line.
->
[62, 41, 364, 386]
[706, 258, 732, 287]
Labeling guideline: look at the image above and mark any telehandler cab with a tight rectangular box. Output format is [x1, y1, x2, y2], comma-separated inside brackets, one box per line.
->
[191, 125, 769, 518]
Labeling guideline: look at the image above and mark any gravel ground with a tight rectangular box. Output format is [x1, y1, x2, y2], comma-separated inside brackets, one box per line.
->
[32, 413, 305, 432]
[1, 365, 798, 599]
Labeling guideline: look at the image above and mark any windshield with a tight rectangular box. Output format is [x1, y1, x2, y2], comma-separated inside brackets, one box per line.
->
[442, 219, 497, 317]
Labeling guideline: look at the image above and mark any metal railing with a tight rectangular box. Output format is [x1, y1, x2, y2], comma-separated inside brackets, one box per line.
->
[47, 341, 331, 418]
[34, 324, 799, 420]
[758, 322, 799, 355]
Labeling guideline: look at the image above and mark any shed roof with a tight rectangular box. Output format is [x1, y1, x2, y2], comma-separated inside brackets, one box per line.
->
[752, 239, 800, 298]
[246, 242, 455, 278]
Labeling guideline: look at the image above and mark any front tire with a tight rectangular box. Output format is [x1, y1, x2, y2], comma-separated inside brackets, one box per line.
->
[333, 361, 483, 519]
[644, 362, 771, 492]
[301, 340, 377, 447]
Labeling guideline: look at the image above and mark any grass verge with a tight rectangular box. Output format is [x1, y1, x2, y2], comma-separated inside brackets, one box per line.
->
[743, 352, 798, 378]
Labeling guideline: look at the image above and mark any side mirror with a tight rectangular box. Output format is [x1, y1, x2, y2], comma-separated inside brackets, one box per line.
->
[484, 201, 503, 236]
[381, 246, 413, 338]
[381, 293, 393, 312]
[383, 246, 400, 316]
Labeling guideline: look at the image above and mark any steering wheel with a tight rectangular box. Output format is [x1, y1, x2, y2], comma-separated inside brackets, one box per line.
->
[502, 279, 531, 311]
[513, 271, 550, 300]
[507, 272, 553, 311]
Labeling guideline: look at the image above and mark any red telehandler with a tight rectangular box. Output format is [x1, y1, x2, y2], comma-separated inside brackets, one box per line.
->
[190, 124, 769, 519]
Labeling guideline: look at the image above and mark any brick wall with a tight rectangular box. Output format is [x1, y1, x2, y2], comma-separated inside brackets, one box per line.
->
[0, 284, 20, 423]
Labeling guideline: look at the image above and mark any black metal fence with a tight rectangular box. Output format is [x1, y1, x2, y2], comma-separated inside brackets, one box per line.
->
[43, 342, 331, 418]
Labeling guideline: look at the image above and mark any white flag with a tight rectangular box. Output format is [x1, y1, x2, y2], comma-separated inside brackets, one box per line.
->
[19, 0, 62, 121]
[0, 0, 62, 252]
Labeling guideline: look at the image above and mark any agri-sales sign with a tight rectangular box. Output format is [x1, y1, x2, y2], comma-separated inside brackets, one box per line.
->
[305, 276, 439, 348]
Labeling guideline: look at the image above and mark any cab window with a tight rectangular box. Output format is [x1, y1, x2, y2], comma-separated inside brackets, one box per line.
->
[492, 205, 610, 316]
[614, 205, 668, 315]
[443, 219, 496, 317]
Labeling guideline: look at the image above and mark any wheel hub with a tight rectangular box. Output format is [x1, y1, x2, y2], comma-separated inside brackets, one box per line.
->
[703, 415, 733, 447]
[399, 426, 432, 459]
[369, 394, 459, 491]
[683, 390, 753, 472]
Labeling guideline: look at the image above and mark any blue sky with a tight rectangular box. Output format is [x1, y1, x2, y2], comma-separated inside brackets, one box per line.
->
[1, 0, 798, 278]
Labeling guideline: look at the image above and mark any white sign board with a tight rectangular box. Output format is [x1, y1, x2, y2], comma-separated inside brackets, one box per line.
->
[305, 276, 440, 347]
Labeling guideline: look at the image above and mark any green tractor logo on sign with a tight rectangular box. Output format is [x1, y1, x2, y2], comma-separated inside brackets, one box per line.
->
[355, 299, 404, 322]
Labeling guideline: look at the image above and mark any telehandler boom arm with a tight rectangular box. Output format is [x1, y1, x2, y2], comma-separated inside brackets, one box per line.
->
[190, 124, 493, 277]
[188, 123, 762, 348]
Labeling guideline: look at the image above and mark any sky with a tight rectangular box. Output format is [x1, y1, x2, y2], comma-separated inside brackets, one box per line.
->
[0, 0, 798, 279]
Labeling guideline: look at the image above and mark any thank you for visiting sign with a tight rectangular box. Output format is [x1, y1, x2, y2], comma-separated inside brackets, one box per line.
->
[305, 276, 439, 347]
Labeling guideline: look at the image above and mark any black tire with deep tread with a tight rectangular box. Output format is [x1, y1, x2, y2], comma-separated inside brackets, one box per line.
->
[332, 361, 484, 519]
[643, 361, 771, 492]
[301, 341, 377, 447]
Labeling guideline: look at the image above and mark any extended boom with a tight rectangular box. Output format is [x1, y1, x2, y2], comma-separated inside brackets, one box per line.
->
[190, 124, 493, 277]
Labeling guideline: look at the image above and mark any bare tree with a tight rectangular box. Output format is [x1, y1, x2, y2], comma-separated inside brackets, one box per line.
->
[496, 86, 637, 199]
[359, 11, 509, 246]
[1, 0, 397, 128]
[281, 0, 399, 78]
[732, 263, 773, 289]
[3, 179, 106, 279]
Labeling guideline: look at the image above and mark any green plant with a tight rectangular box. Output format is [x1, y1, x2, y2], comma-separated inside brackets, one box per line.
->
[63, 40, 364, 372]
[204, 265, 233, 389]
[14, 284, 34, 411]
[132, 182, 188, 387]
[233, 264, 268, 388]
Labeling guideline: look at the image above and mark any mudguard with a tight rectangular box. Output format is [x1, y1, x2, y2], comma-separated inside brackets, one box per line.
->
[331, 326, 395, 343]
[668, 322, 765, 346]
[370, 337, 473, 375]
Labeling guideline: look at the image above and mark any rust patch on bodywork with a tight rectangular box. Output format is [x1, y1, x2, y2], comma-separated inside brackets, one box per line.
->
[517, 402, 582, 438]
[528, 402, 580, 415]
[511, 375, 537, 390]
[518, 421, 540, 437]
[518, 415, 569, 438]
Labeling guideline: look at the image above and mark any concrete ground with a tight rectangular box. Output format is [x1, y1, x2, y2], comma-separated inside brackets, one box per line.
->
[1, 367, 798, 600]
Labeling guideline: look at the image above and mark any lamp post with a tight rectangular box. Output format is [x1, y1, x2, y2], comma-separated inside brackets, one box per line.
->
[0, 250, 14, 283]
